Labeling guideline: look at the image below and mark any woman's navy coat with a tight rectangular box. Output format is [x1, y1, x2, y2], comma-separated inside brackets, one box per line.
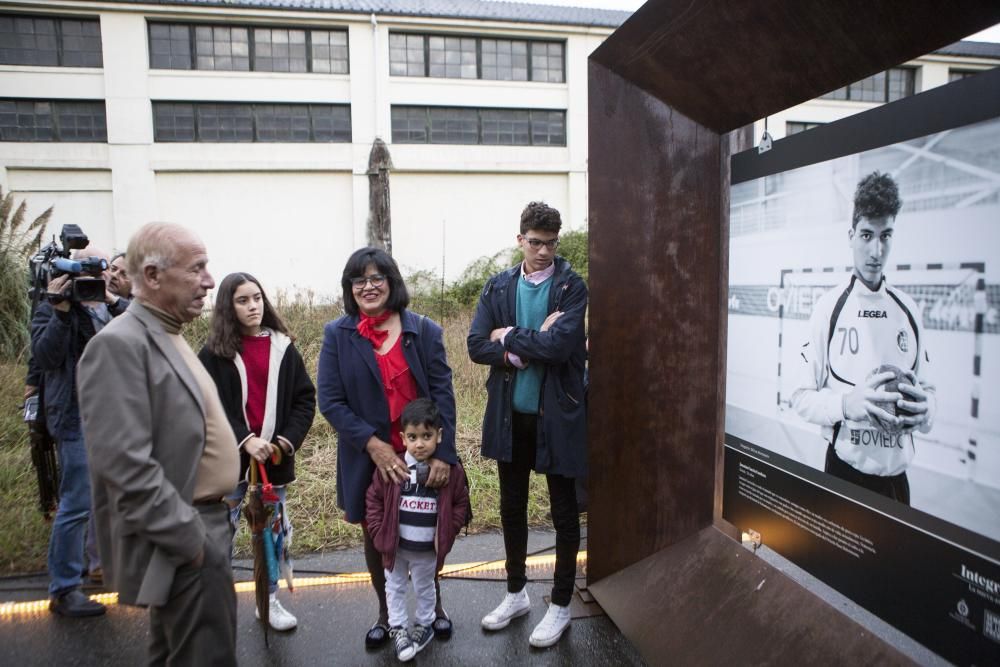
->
[467, 256, 588, 478]
[317, 309, 457, 523]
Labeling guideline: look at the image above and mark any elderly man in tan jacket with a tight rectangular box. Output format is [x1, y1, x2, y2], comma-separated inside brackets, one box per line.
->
[78, 222, 240, 666]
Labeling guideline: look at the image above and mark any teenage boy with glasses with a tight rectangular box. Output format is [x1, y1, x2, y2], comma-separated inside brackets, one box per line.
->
[467, 201, 588, 648]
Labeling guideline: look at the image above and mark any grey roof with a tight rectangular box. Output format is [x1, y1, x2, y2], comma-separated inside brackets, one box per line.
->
[109, 0, 631, 28]
[934, 39, 1000, 60]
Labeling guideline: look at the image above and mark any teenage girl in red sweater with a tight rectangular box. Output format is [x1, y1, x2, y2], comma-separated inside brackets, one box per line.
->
[199, 273, 316, 632]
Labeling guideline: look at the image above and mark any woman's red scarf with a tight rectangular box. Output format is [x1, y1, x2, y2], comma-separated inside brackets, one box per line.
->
[356, 311, 392, 349]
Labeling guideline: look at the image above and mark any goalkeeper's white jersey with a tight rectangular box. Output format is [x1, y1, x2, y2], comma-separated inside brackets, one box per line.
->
[791, 274, 934, 476]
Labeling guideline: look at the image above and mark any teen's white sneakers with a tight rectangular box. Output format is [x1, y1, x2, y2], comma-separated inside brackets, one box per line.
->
[256, 594, 298, 631]
[528, 602, 571, 648]
[481, 590, 531, 630]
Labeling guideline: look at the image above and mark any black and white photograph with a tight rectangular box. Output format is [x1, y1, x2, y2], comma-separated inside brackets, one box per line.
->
[726, 114, 1000, 543]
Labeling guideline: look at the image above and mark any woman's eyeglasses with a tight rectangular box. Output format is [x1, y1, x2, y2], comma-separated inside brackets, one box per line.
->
[351, 274, 386, 289]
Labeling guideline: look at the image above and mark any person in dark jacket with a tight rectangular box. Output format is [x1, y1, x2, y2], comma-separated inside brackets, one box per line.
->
[467, 201, 587, 648]
[198, 272, 316, 632]
[317, 247, 458, 649]
[366, 398, 470, 661]
[31, 246, 127, 617]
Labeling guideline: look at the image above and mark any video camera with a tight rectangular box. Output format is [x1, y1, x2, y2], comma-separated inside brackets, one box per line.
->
[28, 224, 108, 306]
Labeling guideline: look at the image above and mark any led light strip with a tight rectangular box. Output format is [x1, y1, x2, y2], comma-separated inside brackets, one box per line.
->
[1, 551, 588, 619]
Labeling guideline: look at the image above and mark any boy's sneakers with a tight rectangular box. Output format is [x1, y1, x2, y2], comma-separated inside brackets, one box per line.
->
[410, 624, 434, 654]
[390, 626, 415, 662]
[529, 602, 572, 648]
[481, 590, 531, 630]
[255, 593, 297, 631]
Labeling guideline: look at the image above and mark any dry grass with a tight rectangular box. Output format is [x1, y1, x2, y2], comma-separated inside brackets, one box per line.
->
[1, 304, 555, 572]
[0, 357, 52, 573]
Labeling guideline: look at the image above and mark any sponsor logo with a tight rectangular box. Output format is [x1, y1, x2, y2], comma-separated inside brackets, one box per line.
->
[897, 329, 909, 353]
[766, 286, 828, 315]
[985, 609, 1000, 644]
[960, 564, 1000, 596]
[849, 429, 903, 448]
[857, 309, 888, 318]
[950, 598, 976, 630]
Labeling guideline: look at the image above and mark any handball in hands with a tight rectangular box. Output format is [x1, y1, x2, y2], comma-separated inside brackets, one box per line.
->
[869, 364, 917, 434]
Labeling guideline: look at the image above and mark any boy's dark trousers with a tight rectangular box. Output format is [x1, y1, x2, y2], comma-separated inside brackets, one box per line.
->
[497, 412, 580, 607]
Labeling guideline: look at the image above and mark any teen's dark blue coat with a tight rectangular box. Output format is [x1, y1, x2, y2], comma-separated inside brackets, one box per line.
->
[317, 309, 457, 523]
[467, 257, 587, 478]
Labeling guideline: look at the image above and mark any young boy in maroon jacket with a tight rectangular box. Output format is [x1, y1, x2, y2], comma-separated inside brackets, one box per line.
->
[366, 398, 470, 662]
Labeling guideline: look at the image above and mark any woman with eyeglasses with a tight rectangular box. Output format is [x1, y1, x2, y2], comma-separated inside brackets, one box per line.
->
[317, 247, 459, 650]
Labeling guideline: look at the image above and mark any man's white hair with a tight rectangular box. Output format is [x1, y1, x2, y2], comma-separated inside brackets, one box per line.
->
[126, 223, 191, 297]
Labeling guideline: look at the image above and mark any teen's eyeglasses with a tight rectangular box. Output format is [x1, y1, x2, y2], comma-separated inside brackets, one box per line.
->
[351, 274, 386, 289]
[524, 237, 559, 250]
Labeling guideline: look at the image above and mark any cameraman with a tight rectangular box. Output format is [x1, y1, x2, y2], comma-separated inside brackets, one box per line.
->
[108, 252, 132, 300]
[30, 246, 126, 617]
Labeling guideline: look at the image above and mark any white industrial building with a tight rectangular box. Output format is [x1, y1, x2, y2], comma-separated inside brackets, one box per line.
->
[0, 0, 997, 296]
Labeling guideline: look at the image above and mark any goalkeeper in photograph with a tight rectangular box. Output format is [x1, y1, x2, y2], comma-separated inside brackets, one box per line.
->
[791, 171, 936, 505]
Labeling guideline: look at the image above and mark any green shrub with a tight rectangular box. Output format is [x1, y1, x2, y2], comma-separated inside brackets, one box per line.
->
[0, 187, 51, 361]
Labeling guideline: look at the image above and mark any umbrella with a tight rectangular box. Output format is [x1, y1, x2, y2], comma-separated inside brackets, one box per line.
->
[244, 462, 276, 647]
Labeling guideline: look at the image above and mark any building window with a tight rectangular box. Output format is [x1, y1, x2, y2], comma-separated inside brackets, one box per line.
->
[0, 14, 102, 67]
[428, 35, 476, 79]
[148, 22, 349, 73]
[152, 101, 351, 142]
[481, 39, 528, 81]
[195, 26, 249, 71]
[390, 106, 428, 143]
[391, 106, 566, 146]
[389, 32, 564, 83]
[388, 33, 424, 77]
[785, 121, 823, 136]
[821, 67, 915, 103]
[310, 29, 349, 74]
[429, 107, 479, 143]
[482, 109, 530, 144]
[149, 23, 192, 69]
[530, 41, 564, 83]
[253, 28, 306, 73]
[529, 110, 566, 145]
[152, 102, 195, 141]
[949, 69, 982, 83]
[0, 98, 107, 141]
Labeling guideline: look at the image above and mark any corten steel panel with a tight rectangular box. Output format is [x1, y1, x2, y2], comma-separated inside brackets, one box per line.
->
[589, 527, 914, 666]
[591, 0, 1000, 133]
[587, 59, 726, 583]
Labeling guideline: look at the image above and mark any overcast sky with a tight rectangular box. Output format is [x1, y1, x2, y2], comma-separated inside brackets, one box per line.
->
[499, 1, 1000, 43]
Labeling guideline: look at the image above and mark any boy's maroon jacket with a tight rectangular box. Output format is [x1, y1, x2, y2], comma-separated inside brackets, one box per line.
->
[366, 460, 470, 572]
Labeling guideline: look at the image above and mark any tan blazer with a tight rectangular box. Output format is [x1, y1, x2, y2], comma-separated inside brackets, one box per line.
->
[77, 301, 209, 607]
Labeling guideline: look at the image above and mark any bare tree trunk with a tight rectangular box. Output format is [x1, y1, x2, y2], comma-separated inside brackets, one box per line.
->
[367, 138, 394, 254]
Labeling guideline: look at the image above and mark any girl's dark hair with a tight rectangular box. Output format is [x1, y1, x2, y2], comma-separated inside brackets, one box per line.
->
[340, 247, 410, 317]
[401, 397, 442, 429]
[205, 272, 291, 359]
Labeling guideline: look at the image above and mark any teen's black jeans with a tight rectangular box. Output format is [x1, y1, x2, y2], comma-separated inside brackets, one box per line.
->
[497, 411, 580, 607]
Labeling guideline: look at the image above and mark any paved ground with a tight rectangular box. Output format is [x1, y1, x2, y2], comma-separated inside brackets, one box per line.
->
[0, 528, 647, 666]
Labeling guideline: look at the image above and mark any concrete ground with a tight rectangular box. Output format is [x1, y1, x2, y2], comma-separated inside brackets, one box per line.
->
[0, 528, 647, 666]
